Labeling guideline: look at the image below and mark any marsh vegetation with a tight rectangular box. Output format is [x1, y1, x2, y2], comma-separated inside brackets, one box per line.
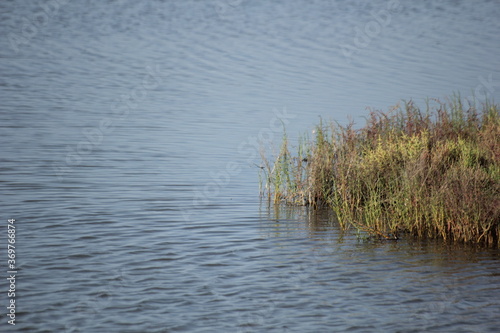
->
[260, 97, 500, 247]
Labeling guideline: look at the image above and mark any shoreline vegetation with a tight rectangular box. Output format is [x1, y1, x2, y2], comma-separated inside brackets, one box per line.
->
[260, 96, 500, 247]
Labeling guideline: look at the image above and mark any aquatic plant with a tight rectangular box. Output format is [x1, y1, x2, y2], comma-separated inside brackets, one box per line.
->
[260, 97, 500, 247]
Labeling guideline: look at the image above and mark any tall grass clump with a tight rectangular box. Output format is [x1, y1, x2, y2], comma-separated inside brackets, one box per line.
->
[260, 98, 500, 247]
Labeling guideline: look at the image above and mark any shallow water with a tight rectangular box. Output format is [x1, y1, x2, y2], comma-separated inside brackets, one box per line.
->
[1, 0, 500, 332]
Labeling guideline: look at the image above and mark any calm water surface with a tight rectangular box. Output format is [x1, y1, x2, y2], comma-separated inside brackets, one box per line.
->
[1, 1, 500, 332]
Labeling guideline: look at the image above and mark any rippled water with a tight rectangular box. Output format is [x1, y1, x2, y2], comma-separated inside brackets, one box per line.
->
[1, 1, 500, 332]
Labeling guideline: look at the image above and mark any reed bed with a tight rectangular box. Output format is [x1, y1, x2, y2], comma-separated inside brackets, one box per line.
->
[260, 97, 500, 247]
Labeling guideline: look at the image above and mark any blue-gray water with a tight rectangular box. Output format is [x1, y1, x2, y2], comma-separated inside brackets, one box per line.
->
[1, 1, 500, 332]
